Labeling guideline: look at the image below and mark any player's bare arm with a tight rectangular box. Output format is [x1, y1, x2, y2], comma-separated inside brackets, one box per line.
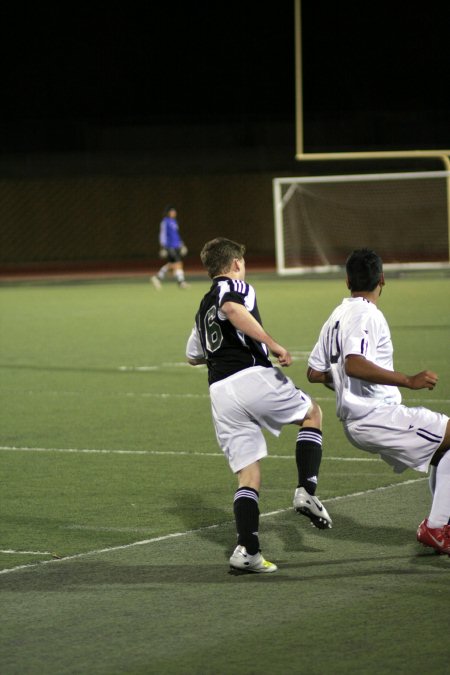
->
[186, 326, 207, 366]
[345, 354, 438, 390]
[307, 367, 335, 390]
[187, 356, 207, 366]
[221, 300, 292, 367]
[307, 367, 332, 384]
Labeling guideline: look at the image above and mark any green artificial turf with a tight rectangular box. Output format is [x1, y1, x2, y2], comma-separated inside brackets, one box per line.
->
[1, 274, 449, 674]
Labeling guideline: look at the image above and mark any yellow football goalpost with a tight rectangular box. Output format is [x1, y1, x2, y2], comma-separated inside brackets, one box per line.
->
[274, 1, 450, 274]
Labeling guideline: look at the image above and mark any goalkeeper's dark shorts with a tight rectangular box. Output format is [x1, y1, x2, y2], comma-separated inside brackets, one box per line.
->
[165, 247, 182, 263]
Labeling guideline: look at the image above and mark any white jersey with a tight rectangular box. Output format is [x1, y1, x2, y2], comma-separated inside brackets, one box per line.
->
[308, 297, 401, 421]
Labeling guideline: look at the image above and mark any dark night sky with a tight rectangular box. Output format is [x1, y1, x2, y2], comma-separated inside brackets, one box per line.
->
[0, 2, 449, 154]
[1, 4, 295, 126]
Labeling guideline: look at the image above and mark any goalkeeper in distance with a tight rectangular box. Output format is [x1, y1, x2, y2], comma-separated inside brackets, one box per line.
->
[151, 205, 189, 289]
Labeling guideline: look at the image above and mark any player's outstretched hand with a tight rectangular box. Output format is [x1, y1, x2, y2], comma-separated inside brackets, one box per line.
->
[408, 370, 438, 390]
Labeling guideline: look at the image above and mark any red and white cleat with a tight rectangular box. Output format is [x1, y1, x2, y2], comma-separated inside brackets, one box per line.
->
[417, 519, 450, 555]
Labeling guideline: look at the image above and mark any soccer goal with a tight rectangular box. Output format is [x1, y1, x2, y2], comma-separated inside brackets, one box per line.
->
[273, 171, 450, 275]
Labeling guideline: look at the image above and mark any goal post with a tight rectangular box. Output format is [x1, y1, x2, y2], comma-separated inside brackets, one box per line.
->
[273, 170, 450, 275]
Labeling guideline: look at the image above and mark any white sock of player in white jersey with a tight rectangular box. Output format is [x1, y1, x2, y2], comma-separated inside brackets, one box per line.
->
[427, 451, 450, 528]
[428, 465, 436, 496]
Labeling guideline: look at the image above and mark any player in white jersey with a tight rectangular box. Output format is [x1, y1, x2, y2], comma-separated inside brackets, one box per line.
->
[307, 248, 450, 555]
[186, 237, 332, 573]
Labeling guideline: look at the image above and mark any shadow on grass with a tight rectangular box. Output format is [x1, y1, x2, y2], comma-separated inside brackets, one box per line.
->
[0, 548, 445, 593]
[166, 490, 334, 560]
[165, 490, 432, 561]
[166, 491, 235, 561]
[3, 493, 445, 591]
[309, 512, 415, 546]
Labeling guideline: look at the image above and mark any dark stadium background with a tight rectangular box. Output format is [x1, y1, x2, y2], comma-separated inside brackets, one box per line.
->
[0, 2, 449, 274]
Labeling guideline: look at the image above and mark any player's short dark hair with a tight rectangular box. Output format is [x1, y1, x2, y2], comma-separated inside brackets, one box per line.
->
[163, 205, 176, 216]
[200, 238, 246, 278]
[346, 248, 383, 291]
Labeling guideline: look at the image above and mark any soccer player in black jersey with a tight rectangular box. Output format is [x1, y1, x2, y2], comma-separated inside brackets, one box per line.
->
[186, 237, 331, 573]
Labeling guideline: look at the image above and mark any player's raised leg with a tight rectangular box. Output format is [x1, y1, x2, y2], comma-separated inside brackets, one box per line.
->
[293, 401, 332, 529]
[417, 431, 450, 554]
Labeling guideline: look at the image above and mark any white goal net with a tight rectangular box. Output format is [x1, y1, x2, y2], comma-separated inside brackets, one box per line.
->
[273, 171, 450, 274]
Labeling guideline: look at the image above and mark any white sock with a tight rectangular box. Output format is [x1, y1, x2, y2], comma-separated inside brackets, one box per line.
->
[428, 465, 437, 496]
[428, 451, 450, 528]
[158, 264, 169, 280]
[175, 269, 185, 283]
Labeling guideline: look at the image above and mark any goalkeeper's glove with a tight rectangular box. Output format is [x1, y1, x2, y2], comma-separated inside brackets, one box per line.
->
[159, 248, 168, 259]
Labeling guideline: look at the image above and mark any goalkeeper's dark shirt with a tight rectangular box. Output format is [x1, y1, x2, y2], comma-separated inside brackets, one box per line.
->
[194, 276, 273, 385]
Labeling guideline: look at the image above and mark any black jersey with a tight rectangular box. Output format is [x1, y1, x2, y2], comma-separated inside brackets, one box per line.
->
[194, 276, 272, 385]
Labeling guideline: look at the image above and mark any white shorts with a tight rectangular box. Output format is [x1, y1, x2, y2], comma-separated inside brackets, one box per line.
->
[209, 366, 312, 473]
[344, 403, 449, 473]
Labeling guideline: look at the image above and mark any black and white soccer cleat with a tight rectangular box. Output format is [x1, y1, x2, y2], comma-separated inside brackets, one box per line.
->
[293, 487, 332, 529]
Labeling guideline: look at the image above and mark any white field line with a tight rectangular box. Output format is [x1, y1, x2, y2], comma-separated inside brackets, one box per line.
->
[0, 445, 378, 461]
[119, 362, 197, 371]
[0, 550, 52, 555]
[0, 478, 426, 576]
[63, 525, 156, 533]
[314, 397, 450, 404]
[4, 390, 450, 405]
[10, 391, 211, 399]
